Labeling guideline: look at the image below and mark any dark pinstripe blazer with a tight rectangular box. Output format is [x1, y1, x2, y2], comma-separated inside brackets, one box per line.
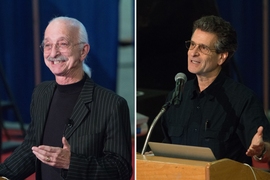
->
[0, 76, 132, 180]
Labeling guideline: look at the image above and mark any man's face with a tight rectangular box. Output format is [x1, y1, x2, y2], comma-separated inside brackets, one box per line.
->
[187, 29, 225, 77]
[43, 20, 83, 77]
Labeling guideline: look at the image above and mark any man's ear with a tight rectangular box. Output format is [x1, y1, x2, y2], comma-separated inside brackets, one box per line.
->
[80, 44, 90, 60]
[218, 52, 228, 65]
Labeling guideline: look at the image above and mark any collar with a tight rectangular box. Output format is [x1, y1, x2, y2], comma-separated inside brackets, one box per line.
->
[56, 74, 87, 94]
[189, 71, 227, 100]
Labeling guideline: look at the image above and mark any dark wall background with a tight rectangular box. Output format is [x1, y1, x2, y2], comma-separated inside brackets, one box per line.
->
[216, 0, 266, 101]
[0, 1, 119, 124]
[137, 0, 270, 152]
[137, 0, 219, 89]
[137, 0, 269, 101]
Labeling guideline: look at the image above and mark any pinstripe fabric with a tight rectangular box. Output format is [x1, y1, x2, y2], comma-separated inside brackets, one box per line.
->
[0, 76, 132, 180]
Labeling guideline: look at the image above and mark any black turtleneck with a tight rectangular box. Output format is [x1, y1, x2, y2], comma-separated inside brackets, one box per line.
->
[41, 75, 86, 180]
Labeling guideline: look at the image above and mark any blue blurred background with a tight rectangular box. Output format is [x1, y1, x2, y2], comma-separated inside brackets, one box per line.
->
[0, 1, 134, 134]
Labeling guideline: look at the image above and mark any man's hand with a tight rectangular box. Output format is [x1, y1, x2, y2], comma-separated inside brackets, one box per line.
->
[246, 126, 265, 158]
[32, 137, 71, 169]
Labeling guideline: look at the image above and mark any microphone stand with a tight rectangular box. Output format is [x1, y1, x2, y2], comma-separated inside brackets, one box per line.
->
[141, 101, 172, 155]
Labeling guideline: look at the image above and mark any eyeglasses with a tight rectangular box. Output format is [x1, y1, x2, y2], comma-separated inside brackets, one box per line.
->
[40, 41, 85, 53]
[185, 40, 216, 55]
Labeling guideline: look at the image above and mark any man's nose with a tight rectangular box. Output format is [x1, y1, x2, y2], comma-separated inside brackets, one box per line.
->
[189, 45, 200, 56]
[49, 44, 60, 57]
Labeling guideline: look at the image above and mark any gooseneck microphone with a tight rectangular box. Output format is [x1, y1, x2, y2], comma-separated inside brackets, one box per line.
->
[172, 73, 187, 105]
[141, 72, 187, 155]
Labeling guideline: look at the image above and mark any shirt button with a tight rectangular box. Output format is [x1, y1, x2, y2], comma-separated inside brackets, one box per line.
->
[197, 106, 200, 109]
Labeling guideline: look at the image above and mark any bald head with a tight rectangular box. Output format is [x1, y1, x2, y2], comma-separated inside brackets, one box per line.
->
[45, 17, 88, 45]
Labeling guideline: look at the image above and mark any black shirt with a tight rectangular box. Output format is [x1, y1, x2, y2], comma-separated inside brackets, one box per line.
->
[162, 71, 270, 165]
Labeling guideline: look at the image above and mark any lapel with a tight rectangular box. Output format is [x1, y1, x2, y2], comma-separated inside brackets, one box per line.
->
[37, 81, 57, 145]
[63, 77, 94, 139]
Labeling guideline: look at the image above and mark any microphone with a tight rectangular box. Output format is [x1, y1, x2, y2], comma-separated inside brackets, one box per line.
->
[141, 73, 187, 155]
[63, 119, 74, 137]
[172, 72, 187, 105]
[67, 119, 74, 128]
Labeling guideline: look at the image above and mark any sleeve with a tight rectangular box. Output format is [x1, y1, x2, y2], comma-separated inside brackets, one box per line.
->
[0, 84, 52, 180]
[0, 96, 37, 180]
[238, 93, 270, 148]
[65, 97, 132, 180]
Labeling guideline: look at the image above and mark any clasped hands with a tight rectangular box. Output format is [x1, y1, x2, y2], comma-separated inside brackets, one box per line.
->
[32, 137, 71, 169]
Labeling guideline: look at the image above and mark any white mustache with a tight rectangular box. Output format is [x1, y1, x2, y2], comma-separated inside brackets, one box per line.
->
[47, 56, 68, 62]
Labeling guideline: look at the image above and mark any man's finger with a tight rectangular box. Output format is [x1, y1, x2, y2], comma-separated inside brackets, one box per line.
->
[257, 126, 264, 136]
[62, 137, 70, 150]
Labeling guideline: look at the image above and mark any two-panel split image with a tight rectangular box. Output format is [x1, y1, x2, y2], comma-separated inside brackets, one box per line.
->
[0, 1, 270, 179]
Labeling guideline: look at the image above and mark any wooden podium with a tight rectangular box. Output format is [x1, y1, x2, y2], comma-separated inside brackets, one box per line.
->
[137, 154, 270, 179]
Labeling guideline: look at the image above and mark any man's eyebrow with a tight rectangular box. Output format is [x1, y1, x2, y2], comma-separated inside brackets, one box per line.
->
[43, 36, 71, 42]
